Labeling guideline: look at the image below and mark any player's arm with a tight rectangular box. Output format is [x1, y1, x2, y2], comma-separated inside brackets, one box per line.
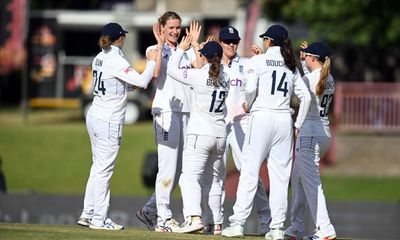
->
[243, 57, 258, 111]
[115, 51, 157, 88]
[151, 23, 164, 78]
[300, 41, 310, 75]
[187, 20, 203, 69]
[293, 68, 311, 129]
[166, 35, 198, 86]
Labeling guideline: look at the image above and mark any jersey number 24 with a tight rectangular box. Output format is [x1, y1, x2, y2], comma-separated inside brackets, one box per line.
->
[93, 70, 106, 95]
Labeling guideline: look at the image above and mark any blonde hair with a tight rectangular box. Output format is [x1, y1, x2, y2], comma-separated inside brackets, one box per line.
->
[158, 11, 181, 26]
[98, 35, 112, 50]
[209, 55, 222, 87]
[316, 56, 331, 96]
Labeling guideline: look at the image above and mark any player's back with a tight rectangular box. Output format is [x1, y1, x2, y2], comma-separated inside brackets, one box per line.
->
[90, 46, 129, 123]
[301, 69, 335, 137]
[249, 47, 298, 113]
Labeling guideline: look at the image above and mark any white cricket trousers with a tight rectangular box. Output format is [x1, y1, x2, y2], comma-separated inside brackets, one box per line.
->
[81, 113, 122, 227]
[204, 118, 271, 225]
[143, 111, 188, 224]
[179, 134, 226, 220]
[225, 118, 271, 219]
[290, 136, 336, 237]
[229, 111, 293, 229]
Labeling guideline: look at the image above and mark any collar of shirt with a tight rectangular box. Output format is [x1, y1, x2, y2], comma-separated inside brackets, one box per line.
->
[224, 54, 240, 68]
[106, 45, 124, 57]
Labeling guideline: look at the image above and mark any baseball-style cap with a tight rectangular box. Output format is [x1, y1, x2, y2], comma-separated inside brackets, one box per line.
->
[259, 24, 288, 46]
[199, 41, 223, 60]
[302, 42, 330, 60]
[101, 23, 128, 41]
[219, 26, 241, 41]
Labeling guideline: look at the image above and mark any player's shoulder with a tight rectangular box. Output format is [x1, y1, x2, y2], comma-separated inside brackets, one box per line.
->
[146, 44, 158, 53]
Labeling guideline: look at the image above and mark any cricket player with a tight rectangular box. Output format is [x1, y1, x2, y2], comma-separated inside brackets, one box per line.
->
[221, 24, 311, 239]
[284, 41, 336, 240]
[77, 22, 157, 230]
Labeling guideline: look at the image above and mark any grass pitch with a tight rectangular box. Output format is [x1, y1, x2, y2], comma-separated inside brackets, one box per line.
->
[0, 223, 257, 240]
[0, 223, 353, 240]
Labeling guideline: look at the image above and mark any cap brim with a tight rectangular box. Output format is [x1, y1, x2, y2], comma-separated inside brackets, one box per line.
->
[220, 37, 241, 41]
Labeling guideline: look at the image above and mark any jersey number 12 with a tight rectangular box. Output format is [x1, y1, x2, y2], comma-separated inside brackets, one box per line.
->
[209, 90, 227, 113]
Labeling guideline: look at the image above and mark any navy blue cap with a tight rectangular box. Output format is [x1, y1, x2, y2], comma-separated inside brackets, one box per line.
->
[303, 42, 330, 60]
[199, 41, 223, 60]
[101, 23, 128, 41]
[219, 26, 241, 41]
[259, 24, 288, 46]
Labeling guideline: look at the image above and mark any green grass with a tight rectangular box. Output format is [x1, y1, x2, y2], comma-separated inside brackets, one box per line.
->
[0, 108, 399, 202]
[0, 223, 354, 240]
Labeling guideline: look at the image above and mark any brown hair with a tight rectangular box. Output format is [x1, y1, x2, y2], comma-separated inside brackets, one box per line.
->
[158, 11, 181, 26]
[280, 37, 297, 73]
[316, 56, 331, 96]
[209, 55, 222, 87]
[98, 36, 112, 50]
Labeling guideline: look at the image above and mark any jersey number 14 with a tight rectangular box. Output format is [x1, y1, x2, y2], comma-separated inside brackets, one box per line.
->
[271, 71, 288, 97]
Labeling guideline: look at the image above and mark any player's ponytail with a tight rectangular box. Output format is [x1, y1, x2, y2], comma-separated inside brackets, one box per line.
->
[281, 37, 297, 73]
[99, 36, 112, 50]
[209, 55, 222, 87]
[316, 56, 331, 96]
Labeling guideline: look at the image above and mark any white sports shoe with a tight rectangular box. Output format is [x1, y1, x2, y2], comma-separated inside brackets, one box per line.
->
[303, 229, 336, 240]
[178, 216, 204, 233]
[155, 218, 181, 233]
[77, 217, 91, 227]
[265, 228, 284, 240]
[89, 218, 124, 230]
[221, 224, 244, 238]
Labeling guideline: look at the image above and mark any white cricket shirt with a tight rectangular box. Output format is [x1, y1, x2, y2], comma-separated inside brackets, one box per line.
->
[300, 62, 335, 137]
[244, 46, 311, 129]
[147, 43, 196, 114]
[89, 45, 155, 123]
[224, 54, 248, 123]
[167, 48, 229, 137]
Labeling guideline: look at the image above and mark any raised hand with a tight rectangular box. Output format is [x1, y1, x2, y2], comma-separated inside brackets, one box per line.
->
[251, 44, 262, 55]
[199, 35, 216, 49]
[179, 35, 192, 51]
[188, 20, 202, 47]
[153, 23, 164, 46]
[300, 41, 308, 61]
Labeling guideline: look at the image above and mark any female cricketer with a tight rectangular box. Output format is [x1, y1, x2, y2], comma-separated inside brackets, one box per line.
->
[77, 22, 157, 230]
[221, 24, 311, 239]
[284, 41, 336, 240]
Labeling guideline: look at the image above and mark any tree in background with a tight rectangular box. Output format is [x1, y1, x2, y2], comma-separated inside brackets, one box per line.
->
[259, 0, 400, 82]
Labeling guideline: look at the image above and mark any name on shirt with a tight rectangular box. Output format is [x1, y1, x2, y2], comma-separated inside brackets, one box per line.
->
[228, 78, 243, 87]
[266, 60, 285, 67]
[206, 79, 229, 88]
[95, 59, 103, 67]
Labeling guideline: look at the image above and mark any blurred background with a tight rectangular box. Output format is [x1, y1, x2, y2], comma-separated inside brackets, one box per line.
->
[0, 0, 400, 239]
